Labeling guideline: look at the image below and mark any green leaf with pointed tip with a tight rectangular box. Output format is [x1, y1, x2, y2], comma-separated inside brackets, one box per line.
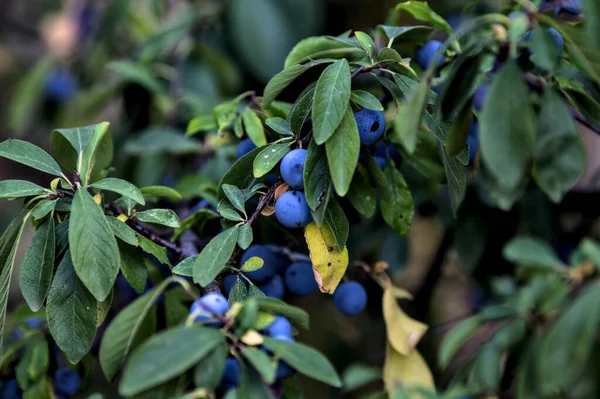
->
[140, 186, 182, 202]
[284, 36, 364, 69]
[238, 224, 253, 250]
[441, 147, 467, 215]
[377, 25, 433, 41]
[193, 227, 239, 286]
[119, 325, 225, 396]
[312, 59, 352, 145]
[350, 90, 384, 111]
[355, 31, 375, 58]
[105, 217, 137, 246]
[107, 61, 164, 93]
[265, 118, 293, 136]
[528, 28, 561, 72]
[118, 242, 147, 294]
[0, 139, 63, 177]
[78, 122, 112, 186]
[239, 365, 275, 399]
[241, 347, 277, 384]
[186, 115, 217, 137]
[0, 180, 47, 199]
[263, 337, 341, 387]
[288, 83, 316, 134]
[218, 146, 264, 201]
[90, 178, 145, 205]
[391, 82, 428, 154]
[264, 60, 332, 107]
[194, 342, 228, 390]
[19, 217, 55, 312]
[229, 277, 248, 303]
[47, 250, 97, 364]
[326, 106, 360, 196]
[381, 167, 414, 236]
[503, 236, 566, 272]
[253, 142, 291, 178]
[171, 256, 197, 277]
[395, 2, 453, 34]
[69, 187, 120, 301]
[439, 315, 483, 368]
[324, 198, 349, 251]
[304, 140, 332, 212]
[137, 235, 170, 266]
[242, 108, 267, 147]
[222, 184, 246, 214]
[133, 209, 180, 228]
[31, 200, 57, 221]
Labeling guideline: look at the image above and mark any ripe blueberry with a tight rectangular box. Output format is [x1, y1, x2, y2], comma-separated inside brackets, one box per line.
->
[547, 28, 564, 54]
[333, 282, 367, 316]
[473, 83, 490, 112]
[374, 156, 387, 170]
[355, 109, 386, 146]
[45, 68, 78, 103]
[555, 0, 581, 15]
[1, 379, 20, 399]
[220, 357, 241, 390]
[415, 40, 445, 70]
[258, 274, 285, 299]
[236, 138, 256, 159]
[274, 191, 312, 229]
[280, 149, 307, 189]
[190, 292, 230, 324]
[265, 316, 293, 339]
[54, 367, 82, 396]
[374, 141, 401, 163]
[468, 122, 479, 164]
[240, 245, 278, 283]
[284, 263, 318, 296]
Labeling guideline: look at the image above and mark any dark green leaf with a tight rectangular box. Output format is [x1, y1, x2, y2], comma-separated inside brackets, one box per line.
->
[193, 227, 239, 286]
[47, 251, 97, 364]
[89, 178, 145, 205]
[312, 59, 352, 145]
[564, 88, 600, 127]
[0, 180, 48, 199]
[503, 236, 566, 272]
[441, 146, 467, 215]
[473, 344, 501, 391]
[241, 347, 277, 384]
[439, 316, 483, 368]
[391, 82, 428, 153]
[137, 235, 170, 266]
[19, 217, 55, 311]
[97, 288, 113, 327]
[583, 0, 600, 51]
[118, 242, 147, 294]
[218, 146, 264, 201]
[70, 187, 120, 301]
[376, 47, 404, 65]
[140, 186, 182, 202]
[133, 209, 180, 228]
[194, 342, 228, 390]
[254, 297, 309, 330]
[303, 139, 332, 211]
[119, 325, 225, 396]
[528, 28, 561, 71]
[31, 200, 57, 221]
[239, 365, 274, 399]
[445, 105, 473, 157]
[381, 167, 414, 236]
[173, 209, 219, 241]
[263, 337, 341, 387]
[324, 198, 349, 251]
[350, 90, 384, 111]
[222, 184, 247, 214]
[253, 143, 292, 178]
[238, 224, 253, 250]
[438, 53, 482, 120]
[264, 61, 330, 107]
[377, 25, 433, 41]
[106, 216, 138, 246]
[265, 118, 293, 136]
[229, 277, 248, 303]
[0, 139, 63, 177]
[347, 165, 376, 217]
[125, 127, 201, 156]
[28, 338, 49, 380]
[218, 200, 244, 222]
[107, 61, 164, 93]
[284, 37, 364, 69]
[288, 83, 316, 134]
[172, 256, 197, 277]
[326, 106, 360, 196]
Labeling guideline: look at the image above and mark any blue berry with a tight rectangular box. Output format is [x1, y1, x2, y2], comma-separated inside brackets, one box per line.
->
[266, 316, 293, 338]
[468, 121, 479, 164]
[374, 156, 387, 170]
[24, 317, 45, 329]
[45, 68, 78, 103]
[240, 245, 278, 283]
[284, 263, 318, 296]
[258, 274, 285, 299]
[275, 191, 312, 229]
[280, 149, 307, 189]
[190, 292, 230, 325]
[547, 28, 564, 54]
[374, 142, 401, 163]
[415, 40, 445, 70]
[264, 173, 279, 186]
[54, 367, 82, 396]
[272, 335, 296, 380]
[220, 358, 241, 390]
[236, 139, 256, 159]
[223, 275, 248, 296]
[354, 109, 386, 146]
[473, 83, 490, 112]
[1, 379, 20, 399]
[333, 282, 367, 316]
[556, 0, 581, 15]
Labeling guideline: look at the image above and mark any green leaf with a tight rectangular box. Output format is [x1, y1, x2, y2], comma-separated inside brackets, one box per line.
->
[222, 184, 247, 214]
[288, 83, 316, 134]
[503, 236, 566, 272]
[241, 347, 277, 384]
[107, 61, 164, 94]
[265, 118, 293, 136]
[253, 143, 292, 178]
[125, 127, 201, 156]
[533, 89, 585, 203]
[445, 105, 473, 157]
[528, 28, 561, 71]
[47, 251, 97, 364]
[78, 122, 112, 186]
[218, 200, 245, 222]
[133, 209, 180, 228]
[0, 140, 63, 177]
[52, 125, 97, 153]
[106, 216, 138, 246]
[0, 210, 28, 358]
[0, 180, 48, 199]
[538, 284, 600, 395]
[326, 106, 360, 196]
[172, 256, 197, 277]
[218, 146, 264, 201]
[395, 1, 453, 34]
[28, 338, 49, 380]
[194, 342, 228, 390]
[438, 53, 482, 120]
[264, 61, 331, 107]
[89, 178, 145, 205]
[254, 297, 309, 330]
[31, 200, 57, 221]
[381, 167, 414, 236]
[229, 277, 248, 303]
[441, 147, 467, 215]
[473, 344, 501, 391]
[391, 82, 428, 153]
[137, 235, 170, 266]
[480, 61, 535, 190]
[119, 325, 225, 396]
[238, 224, 253, 250]
[354, 31, 376, 58]
[186, 115, 217, 137]
[347, 165, 376, 217]
[19, 217, 55, 312]
[140, 186, 182, 202]
[376, 47, 404, 65]
[439, 315, 483, 368]
[263, 337, 341, 387]
[303, 139, 332, 211]
[583, 0, 600, 51]
[99, 280, 169, 381]
[241, 257, 264, 272]
[239, 365, 274, 399]
[242, 108, 267, 147]
[69, 187, 120, 301]
[193, 227, 239, 286]
[97, 288, 113, 327]
[350, 90, 384, 111]
[173, 209, 219, 241]
[342, 364, 382, 392]
[118, 242, 147, 294]
[377, 25, 433, 41]
[324, 198, 349, 251]
[312, 59, 352, 145]
[214, 100, 238, 134]
[284, 36, 365, 69]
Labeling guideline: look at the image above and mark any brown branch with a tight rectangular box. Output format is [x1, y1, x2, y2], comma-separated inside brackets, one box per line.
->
[351, 64, 383, 79]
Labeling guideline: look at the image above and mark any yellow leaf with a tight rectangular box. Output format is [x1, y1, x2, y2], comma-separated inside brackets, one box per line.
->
[117, 213, 128, 223]
[241, 330, 264, 346]
[93, 194, 102, 205]
[304, 222, 349, 294]
[384, 343, 435, 398]
[383, 285, 428, 355]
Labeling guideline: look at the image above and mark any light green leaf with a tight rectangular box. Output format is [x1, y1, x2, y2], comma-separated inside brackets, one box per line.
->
[186, 115, 217, 137]
[253, 142, 291, 178]
[19, 217, 55, 311]
[133, 209, 180, 228]
[395, 1, 453, 34]
[78, 122, 112, 186]
[119, 325, 225, 396]
[503, 236, 566, 272]
[140, 186, 182, 202]
[69, 187, 120, 301]
[172, 256, 197, 277]
[391, 82, 428, 153]
[284, 36, 365, 69]
[528, 28, 561, 71]
[218, 200, 244, 222]
[214, 100, 238, 134]
[222, 184, 247, 214]
[439, 315, 483, 368]
[241, 257, 264, 272]
[0, 180, 48, 199]
[254, 297, 309, 330]
[90, 178, 145, 205]
[350, 90, 384, 111]
[355, 31, 376, 58]
[242, 108, 267, 147]
[312, 59, 352, 145]
[326, 105, 360, 196]
[193, 227, 239, 286]
[47, 250, 97, 364]
[0, 140, 63, 177]
[137, 235, 170, 266]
